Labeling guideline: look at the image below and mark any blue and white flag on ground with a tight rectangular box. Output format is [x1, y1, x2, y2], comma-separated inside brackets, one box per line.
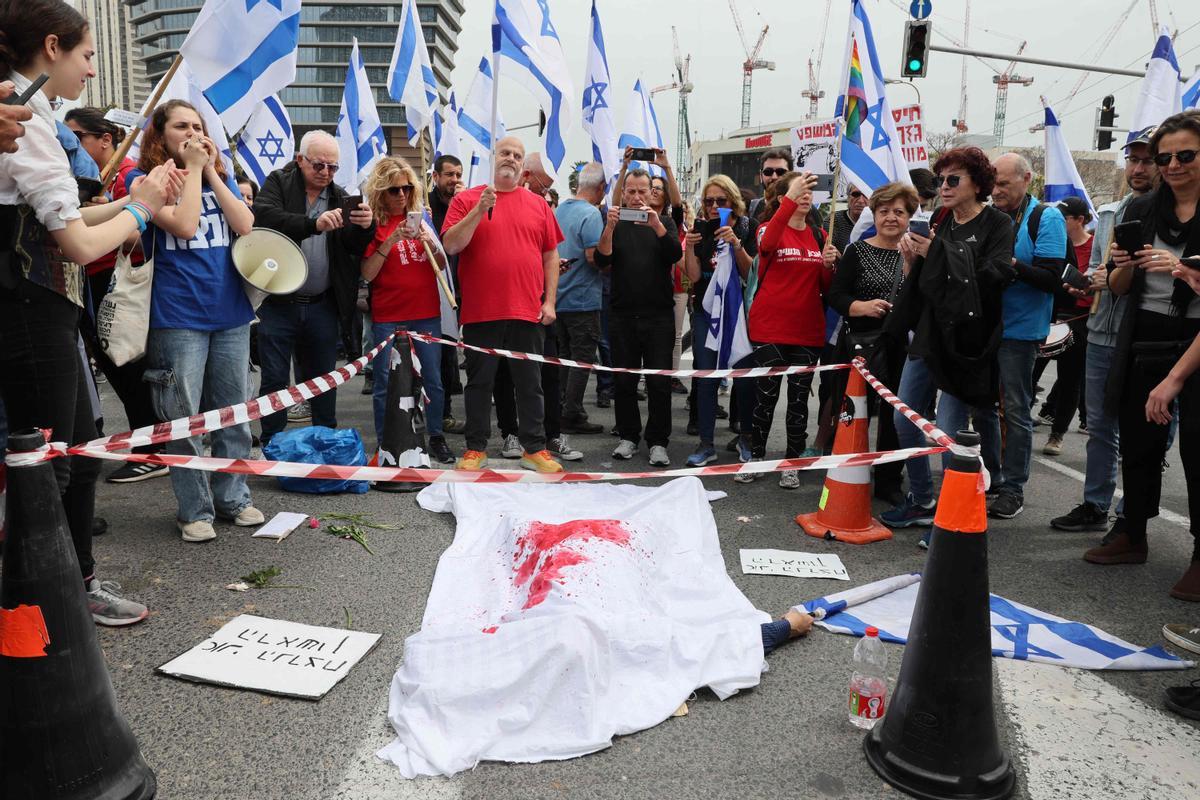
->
[583, 1, 620, 183]
[492, 0, 575, 178]
[388, 0, 439, 147]
[179, 0, 300, 133]
[234, 94, 293, 187]
[1043, 103, 1094, 214]
[334, 38, 387, 192]
[804, 575, 1194, 671]
[134, 61, 235, 178]
[833, 0, 910, 196]
[1127, 27, 1183, 148]
[617, 79, 665, 177]
[701, 228, 752, 369]
[435, 92, 462, 163]
[1183, 70, 1200, 111]
[458, 57, 505, 186]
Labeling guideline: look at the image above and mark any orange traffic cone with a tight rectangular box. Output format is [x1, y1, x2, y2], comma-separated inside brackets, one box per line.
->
[795, 364, 891, 544]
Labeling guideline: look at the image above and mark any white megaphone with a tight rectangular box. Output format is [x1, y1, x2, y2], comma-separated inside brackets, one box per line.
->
[231, 227, 309, 309]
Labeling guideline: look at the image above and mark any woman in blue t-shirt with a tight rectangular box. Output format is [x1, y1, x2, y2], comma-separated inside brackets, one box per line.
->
[128, 100, 260, 543]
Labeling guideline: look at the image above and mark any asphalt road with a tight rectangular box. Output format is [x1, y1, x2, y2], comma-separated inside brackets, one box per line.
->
[64, 357, 1200, 799]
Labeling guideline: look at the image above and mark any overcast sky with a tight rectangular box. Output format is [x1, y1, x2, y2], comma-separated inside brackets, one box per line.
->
[448, 0, 1200, 186]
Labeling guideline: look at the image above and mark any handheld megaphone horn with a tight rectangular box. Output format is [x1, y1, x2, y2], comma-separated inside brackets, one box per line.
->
[231, 228, 309, 309]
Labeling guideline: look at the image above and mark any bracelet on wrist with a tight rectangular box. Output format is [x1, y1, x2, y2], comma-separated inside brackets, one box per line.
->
[123, 204, 148, 232]
[127, 200, 154, 222]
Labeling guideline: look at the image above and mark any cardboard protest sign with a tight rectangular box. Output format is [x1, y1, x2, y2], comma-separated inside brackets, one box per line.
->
[158, 614, 381, 699]
[739, 549, 849, 581]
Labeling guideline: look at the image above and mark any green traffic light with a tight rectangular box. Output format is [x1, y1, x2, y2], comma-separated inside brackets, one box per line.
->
[908, 58, 923, 71]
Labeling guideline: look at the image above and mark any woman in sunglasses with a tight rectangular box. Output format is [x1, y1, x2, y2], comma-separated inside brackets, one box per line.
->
[360, 156, 453, 465]
[683, 174, 758, 466]
[1090, 110, 1200, 601]
[131, 99, 261, 543]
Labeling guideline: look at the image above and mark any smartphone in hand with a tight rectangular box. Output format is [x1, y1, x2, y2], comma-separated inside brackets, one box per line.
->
[340, 194, 364, 220]
[908, 218, 931, 238]
[629, 147, 658, 162]
[1113, 220, 1143, 256]
[403, 210, 423, 237]
[1, 74, 47, 105]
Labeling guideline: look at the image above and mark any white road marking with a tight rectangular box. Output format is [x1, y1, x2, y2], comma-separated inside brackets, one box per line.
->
[333, 699, 463, 799]
[996, 659, 1200, 800]
[1032, 455, 1191, 530]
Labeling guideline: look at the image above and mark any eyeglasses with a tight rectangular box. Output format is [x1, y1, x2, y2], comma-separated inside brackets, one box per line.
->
[848, 190, 864, 198]
[702, 197, 730, 207]
[761, 167, 789, 177]
[1153, 149, 1198, 167]
[1125, 156, 1156, 167]
[386, 184, 415, 196]
[934, 174, 963, 188]
[302, 156, 339, 173]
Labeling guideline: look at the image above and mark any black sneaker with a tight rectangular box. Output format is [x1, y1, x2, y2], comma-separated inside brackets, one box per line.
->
[1050, 502, 1108, 532]
[561, 417, 603, 434]
[107, 461, 170, 484]
[987, 493, 1024, 519]
[428, 436, 455, 465]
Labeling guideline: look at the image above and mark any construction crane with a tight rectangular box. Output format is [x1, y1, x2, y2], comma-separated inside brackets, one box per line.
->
[802, 0, 833, 119]
[992, 42, 1033, 145]
[650, 28, 694, 191]
[953, 0, 971, 133]
[727, 1, 775, 128]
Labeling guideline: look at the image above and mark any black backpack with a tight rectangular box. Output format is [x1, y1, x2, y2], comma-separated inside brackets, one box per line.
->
[1026, 203, 1077, 270]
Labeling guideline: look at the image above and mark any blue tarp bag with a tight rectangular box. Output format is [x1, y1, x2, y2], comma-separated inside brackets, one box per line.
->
[262, 426, 370, 494]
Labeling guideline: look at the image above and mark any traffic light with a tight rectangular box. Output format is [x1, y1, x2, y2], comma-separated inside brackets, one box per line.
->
[1097, 95, 1117, 150]
[901, 19, 931, 78]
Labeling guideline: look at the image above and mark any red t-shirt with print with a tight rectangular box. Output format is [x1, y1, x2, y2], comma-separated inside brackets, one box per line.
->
[442, 185, 563, 324]
[748, 197, 831, 346]
[364, 217, 441, 322]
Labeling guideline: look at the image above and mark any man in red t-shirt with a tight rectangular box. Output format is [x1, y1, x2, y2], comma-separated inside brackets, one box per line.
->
[441, 136, 565, 472]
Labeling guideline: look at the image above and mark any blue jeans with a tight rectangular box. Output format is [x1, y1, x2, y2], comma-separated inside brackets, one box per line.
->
[145, 326, 252, 524]
[691, 308, 755, 446]
[893, 357, 1001, 506]
[257, 296, 340, 442]
[371, 319, 443, 445]
[996, 339, 1039, 499]
[1083, 342, 1123, 512]
[596, 288, 613, 397]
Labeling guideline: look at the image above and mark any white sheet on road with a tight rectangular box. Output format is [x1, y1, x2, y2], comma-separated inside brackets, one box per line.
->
[377, 477, 769, 778]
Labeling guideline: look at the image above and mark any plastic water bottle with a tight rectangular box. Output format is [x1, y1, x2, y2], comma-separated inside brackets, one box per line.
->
[848, 626, 888, 729]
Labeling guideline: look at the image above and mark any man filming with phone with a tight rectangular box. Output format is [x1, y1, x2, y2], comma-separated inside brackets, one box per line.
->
[251, 130, 375, 447]
[596, 168, 682, 467]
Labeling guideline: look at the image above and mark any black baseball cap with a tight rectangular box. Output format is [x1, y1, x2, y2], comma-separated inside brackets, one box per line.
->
[1058, 196, 1091, 220]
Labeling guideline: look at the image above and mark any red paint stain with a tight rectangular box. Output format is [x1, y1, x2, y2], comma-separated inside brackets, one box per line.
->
[481, 626, 498, 634]
[513, 520, 630, 609]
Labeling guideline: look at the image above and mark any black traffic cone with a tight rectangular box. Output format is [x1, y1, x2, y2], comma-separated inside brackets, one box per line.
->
[863, 430, 1015, 800]
[372, 328, 429, 493]
[0, 430, 156, 799]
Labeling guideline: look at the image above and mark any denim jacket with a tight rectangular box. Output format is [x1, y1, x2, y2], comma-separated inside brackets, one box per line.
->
[1085, 193, 1136, 349]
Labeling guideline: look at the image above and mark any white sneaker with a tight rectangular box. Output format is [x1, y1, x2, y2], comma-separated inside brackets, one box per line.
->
[179, 519, 217, 542]
[501, 434, 522, 458]
[232, 506, 265, 527]
[86, 578, 148, 626]
[778, 470, 801, 490]
[648, 445, 670, 466]
[734, 458, 759, 484]
[612, 439, 638, 459]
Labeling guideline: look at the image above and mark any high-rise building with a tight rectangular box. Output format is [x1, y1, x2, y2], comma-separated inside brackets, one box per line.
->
[79, 0, 149, 111]
[124, 0, 464, 158]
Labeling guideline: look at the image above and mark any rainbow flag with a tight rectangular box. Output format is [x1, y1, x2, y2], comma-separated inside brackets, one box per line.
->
[843, 40, 867, 145]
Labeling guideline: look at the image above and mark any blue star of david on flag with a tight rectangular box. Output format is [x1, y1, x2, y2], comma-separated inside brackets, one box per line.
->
[245, 0, 283, 12]
[235, 93, 293, 186]
[582, 79, 608, 124]
[864, 99, 891, 151]
[256, 130, 286, 165]
[537, 0, 559, 39]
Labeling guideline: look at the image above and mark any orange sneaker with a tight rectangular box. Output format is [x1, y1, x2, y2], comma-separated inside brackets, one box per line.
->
[456, 450, 489, 470]
[520, 450, 564, 473]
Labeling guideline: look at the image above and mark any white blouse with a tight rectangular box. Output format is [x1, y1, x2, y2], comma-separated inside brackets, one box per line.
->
[0, 71, 82, 231]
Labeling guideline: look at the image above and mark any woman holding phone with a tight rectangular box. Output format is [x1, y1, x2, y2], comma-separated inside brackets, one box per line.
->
[1, 0, 176, 624]
[1090, 110, 1200, 601]
[360, 156, 453, 464]
[131, 99, 259, 544]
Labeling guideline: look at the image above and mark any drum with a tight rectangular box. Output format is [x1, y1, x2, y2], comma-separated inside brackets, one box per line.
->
[1039, 322, 1074, 357]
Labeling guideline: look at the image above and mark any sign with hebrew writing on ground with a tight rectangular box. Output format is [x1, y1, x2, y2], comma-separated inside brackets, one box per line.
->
[158, 615, 382, 700]
[739, 550, 849, 581]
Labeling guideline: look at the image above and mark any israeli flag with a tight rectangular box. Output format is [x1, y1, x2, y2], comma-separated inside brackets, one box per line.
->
[617, 79, 665, 177]
[583, 1, 620, 183]
[804, 575, 1193, 671]
[334, 38, 387, 192]
[492, 0, 575, 177]
[833, 0, 910, 196]
[388, 0, 439, 147]
[1043, 103, 1095, 214]
[1126, 27, 1183, 148]
[458, 57, 505, 187]
[178, 0, 300, 133]
[234, 94, 293, 187]
[435, 92, 462, 163]
[133, 61, 235, 179]
[1183, 70, 1200, 111]
[701, 229, 753, 369]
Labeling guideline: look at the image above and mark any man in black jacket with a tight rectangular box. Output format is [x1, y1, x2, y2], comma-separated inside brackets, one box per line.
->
[251, 130, 374, 445]
[596, 169, 682, 466]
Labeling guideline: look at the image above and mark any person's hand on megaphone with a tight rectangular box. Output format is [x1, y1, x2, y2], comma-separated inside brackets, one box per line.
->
[316, 208, 343, 232]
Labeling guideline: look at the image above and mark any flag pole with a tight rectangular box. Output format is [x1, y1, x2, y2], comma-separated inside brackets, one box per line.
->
[827, 118, 846, 246]
[487, 52, 500, 220]
[101, 54, 183, 186]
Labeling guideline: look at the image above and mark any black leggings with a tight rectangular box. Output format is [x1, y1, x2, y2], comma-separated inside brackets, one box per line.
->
[750, 343, 819, 458]
[0, 281, 100, 580]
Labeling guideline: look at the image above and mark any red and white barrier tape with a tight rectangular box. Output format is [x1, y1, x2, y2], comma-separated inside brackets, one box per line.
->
[409, 331, 850, 379]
